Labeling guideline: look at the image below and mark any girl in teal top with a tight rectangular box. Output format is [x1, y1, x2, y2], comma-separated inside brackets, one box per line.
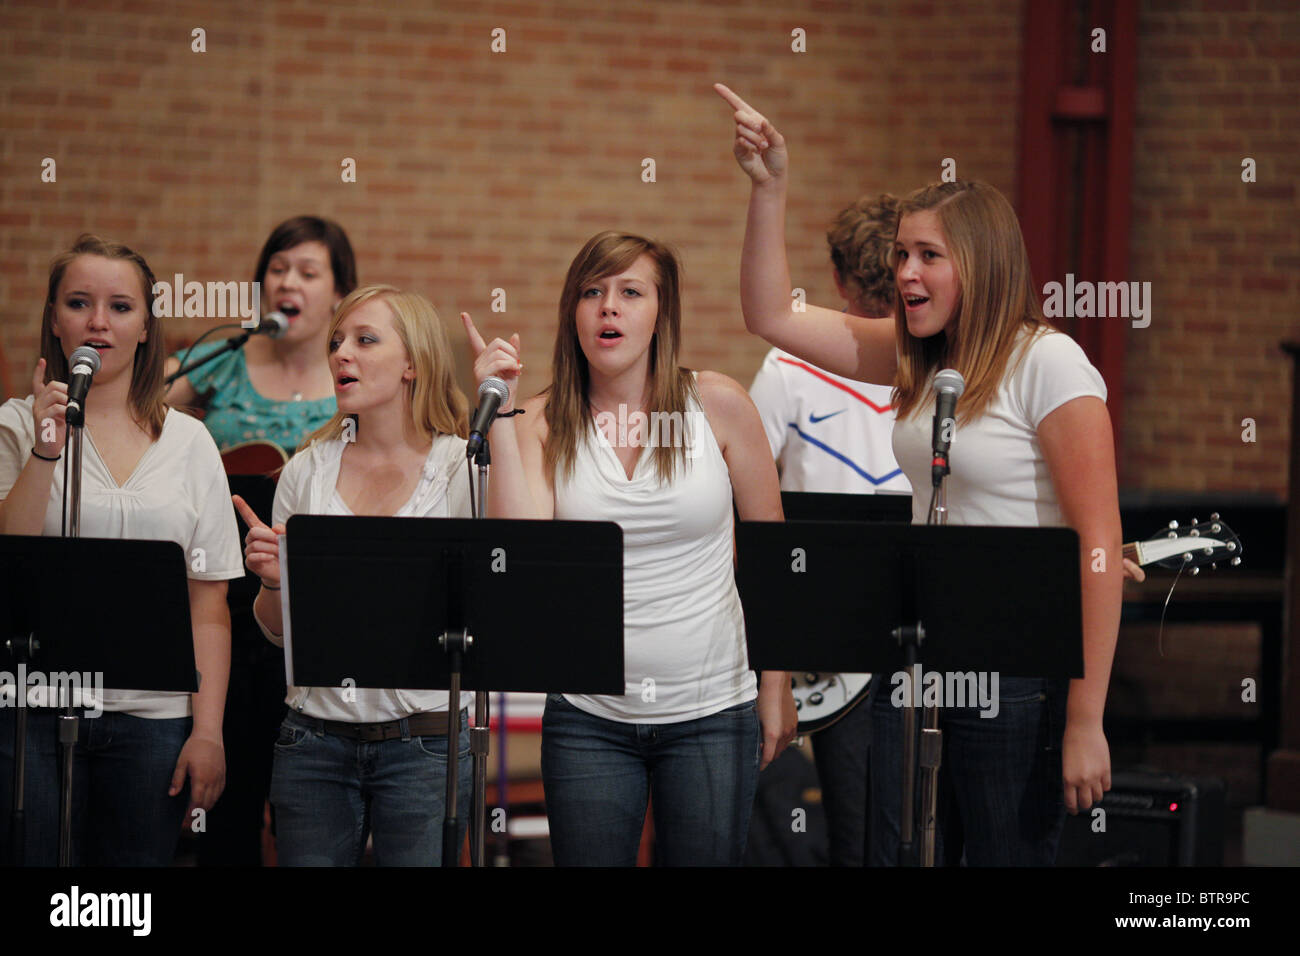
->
[166, 216, 358, 455]
[173, 339, 337, 454]
[161, 215, 358, 867]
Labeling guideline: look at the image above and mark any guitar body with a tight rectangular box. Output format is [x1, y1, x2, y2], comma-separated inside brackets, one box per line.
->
[221, 440, 288, 477]
[793, 514, 1243, 734]
[792, 672, 871, 734]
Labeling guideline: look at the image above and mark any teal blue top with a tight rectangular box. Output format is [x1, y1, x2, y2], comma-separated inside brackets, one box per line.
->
[173, 340, 337, 454]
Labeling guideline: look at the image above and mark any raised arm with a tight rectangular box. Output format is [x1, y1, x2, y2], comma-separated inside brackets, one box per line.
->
[715, 83, 897, 386]
[461, 312, 554, 520]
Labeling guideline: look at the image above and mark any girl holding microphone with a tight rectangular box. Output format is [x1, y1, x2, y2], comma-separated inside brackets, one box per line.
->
[0, 235, 241, 865]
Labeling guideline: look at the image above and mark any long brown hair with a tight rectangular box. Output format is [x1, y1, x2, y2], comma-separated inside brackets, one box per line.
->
[40, 234, 167, 437]
[299, 285, 468, 451]
[890, 181, 1050, 423]
[544, 231, 697, 484]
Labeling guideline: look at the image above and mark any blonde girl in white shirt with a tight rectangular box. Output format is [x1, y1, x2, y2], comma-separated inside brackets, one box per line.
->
[236, 285, 473, 866]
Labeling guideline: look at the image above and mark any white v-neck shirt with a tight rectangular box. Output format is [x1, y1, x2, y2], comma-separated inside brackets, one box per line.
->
[264, 434, 474, 721]
[0, 396, 243, 717]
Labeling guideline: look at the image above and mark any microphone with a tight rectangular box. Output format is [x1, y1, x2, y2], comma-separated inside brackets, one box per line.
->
[931, 368, 965, 487]
[252, 310, 289, 339]
[164, 312, 289, 386]
[466, 377, 510, 458]
[65, 345, 102, 427]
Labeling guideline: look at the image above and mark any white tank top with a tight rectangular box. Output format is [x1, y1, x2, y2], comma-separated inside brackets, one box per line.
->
[555, 389, 758, 723]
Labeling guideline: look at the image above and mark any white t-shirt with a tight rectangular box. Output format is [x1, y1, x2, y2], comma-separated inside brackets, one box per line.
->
[554, 390, 757, 724]
[0, 396, 243, 718]
[749, 347, 910, 494]
[264, 434, 474, 722]
[891, 328, 1107, 527]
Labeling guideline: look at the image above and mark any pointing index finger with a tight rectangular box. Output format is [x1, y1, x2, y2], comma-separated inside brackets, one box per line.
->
[713, 82, 751, 113]
[231, 494, 268, 530]
[461, 312, 487, 354]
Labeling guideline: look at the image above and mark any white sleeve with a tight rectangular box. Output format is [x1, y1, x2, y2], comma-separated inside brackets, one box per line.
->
[747, 350, 790, 461]
[1017, 332, 1108, 429]
[272, 449, 311, 529]
[0, 398, 35, 501]
[186, 426, 244, 581]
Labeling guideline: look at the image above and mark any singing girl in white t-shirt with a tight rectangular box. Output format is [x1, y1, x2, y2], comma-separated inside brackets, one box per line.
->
[717, 84, 1123, 866]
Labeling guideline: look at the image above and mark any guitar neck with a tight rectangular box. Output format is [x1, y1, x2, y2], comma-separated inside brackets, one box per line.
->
[1122, 541, 1139, 564]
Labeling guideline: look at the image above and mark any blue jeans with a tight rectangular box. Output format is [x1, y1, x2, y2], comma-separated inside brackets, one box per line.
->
[868, 674, 1068, 866]
[0, 707, 191, 866]
[541, 694, 761, 866]
[811, 687, 872, 866]
[269, 709, 472, 866]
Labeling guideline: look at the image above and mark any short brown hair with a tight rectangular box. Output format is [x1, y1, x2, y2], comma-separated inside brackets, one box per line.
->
[253, 216, 357, 297]
[827, 193, 900, 316]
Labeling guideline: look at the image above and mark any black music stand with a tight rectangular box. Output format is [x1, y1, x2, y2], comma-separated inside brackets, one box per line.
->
[781, 490, 912, 524]
[1, 536, 196, 866]
[277, 515, 625, 867]
[736, 521, 1082, 865]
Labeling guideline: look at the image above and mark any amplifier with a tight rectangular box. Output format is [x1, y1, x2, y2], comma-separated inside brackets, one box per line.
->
[1056, 769, 1226, 866]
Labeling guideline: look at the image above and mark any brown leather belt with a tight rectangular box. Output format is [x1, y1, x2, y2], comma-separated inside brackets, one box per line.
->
[297, 711, 457, 741]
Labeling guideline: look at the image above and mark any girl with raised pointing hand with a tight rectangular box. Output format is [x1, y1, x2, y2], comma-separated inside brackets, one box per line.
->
[238, 284, 473, 867]
[463, 231, 797, 866]
[716, 83, 1123, 866]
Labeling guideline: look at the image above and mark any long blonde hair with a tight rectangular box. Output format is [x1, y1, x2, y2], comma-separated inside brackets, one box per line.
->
[40, 235, 168, 438]
[890, 181, 1050, 423]
[544, 231, 697, 484]
[299, 285, 468, 450]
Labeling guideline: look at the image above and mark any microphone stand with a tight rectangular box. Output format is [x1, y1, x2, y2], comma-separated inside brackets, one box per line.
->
[917, 475, 946, 867]
[897, 422, 950, 868]
[164, 326, 257, 386]
[468, 440, 492, 867]
[56, 411, 89, 866]
[4, 631, 37, 866]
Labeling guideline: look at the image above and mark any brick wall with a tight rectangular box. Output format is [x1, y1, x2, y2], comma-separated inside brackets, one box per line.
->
[2, 0, 1296, 496]
[1125, 0, 1300, 495]
[0, 0, 1021, 406]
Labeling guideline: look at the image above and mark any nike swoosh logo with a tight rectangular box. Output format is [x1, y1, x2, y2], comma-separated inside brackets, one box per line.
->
[809, 410, 846, 424]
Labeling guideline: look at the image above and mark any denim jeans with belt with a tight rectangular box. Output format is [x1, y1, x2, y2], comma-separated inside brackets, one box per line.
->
[269, 708, 472, 866]
[867, 674, 1069, 866]
[0, 707, 191, 866]
[541, 694, 761, 866]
